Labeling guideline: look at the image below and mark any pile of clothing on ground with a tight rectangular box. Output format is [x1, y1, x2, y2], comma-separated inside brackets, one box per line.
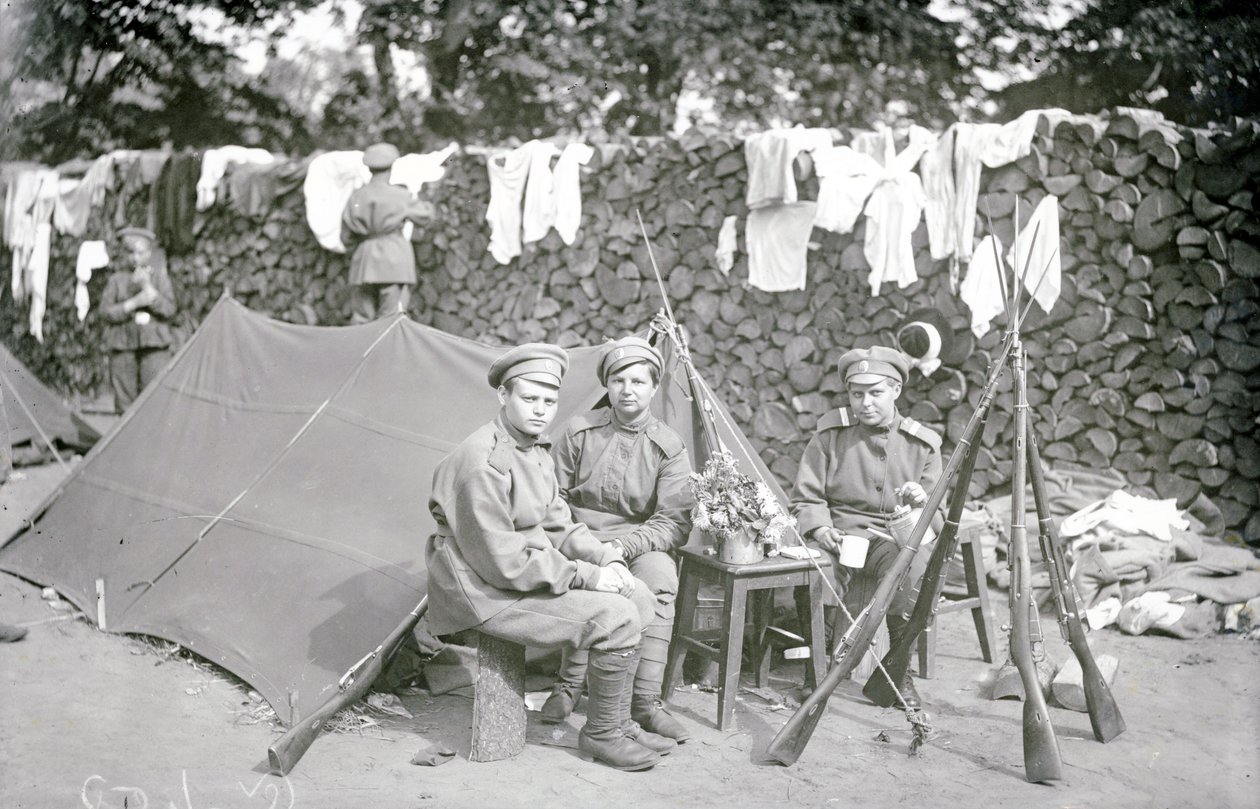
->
[958, 463, 1260, 640]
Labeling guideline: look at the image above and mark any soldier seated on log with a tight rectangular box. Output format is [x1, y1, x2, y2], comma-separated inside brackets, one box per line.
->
[790, 345, 945, 707]
[424, 343, 676, 771]
[543, 335, 694, 743]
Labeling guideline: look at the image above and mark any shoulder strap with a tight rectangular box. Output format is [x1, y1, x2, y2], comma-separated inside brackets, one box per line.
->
[568, 407, 613, 435]
[899, 416, 942, 451]
[645, 420, 685, 458]
[487, 432, 514, 475]
[816, 407, 855, 432]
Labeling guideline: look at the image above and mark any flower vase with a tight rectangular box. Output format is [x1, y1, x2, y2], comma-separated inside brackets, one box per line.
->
[716, 526, 765, 565]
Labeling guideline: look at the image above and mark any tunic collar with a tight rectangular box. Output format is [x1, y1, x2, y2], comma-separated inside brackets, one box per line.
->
[611, 407, 653, 434]
[495, 412, 551, 450]
[860, 410, 902, 436]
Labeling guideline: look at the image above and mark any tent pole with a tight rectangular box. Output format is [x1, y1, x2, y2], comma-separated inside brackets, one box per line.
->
[136, 316, 404, 593]
[0, 369, 70, 471]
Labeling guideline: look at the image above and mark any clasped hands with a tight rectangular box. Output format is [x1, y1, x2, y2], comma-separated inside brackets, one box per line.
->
[594, 562, 636, 598]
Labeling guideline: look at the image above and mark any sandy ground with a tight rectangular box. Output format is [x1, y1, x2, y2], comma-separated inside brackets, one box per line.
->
[2, 458, 1259, 809]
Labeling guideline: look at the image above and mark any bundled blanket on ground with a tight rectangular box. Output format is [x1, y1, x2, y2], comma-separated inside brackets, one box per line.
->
[972, 463, 1260, 639]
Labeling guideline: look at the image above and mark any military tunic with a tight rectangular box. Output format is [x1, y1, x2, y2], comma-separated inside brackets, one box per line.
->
[426, 414, 652, 648]
[791, 407, 944, 618]
[551, 407, 693, 559]
[340, 181, 418, 285]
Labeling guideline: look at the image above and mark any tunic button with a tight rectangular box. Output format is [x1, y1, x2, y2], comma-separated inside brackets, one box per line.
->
[875, 485, 883, 492]
[879, 455, 886, 461]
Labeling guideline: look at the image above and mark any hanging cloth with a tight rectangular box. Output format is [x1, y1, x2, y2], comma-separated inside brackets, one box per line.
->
[960, 234, 1006, 337]
[743, 128, 833, 210]
[75, 240, 110, 321]
[1006, 194, 1062, 314]
[715, 215, 738, 275]
[484, 142, 543, 264]
[196, 147, 276, 211]
[552, 142, 595, 245]
[304, 151, 372, 253]
[746, 201, 817, 292]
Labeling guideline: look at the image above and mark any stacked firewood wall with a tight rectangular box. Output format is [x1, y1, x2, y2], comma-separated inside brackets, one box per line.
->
[3, 111, 1257, 543]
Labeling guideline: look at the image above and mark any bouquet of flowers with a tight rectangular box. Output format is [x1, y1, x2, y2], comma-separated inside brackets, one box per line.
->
[687, 451, 797, 556]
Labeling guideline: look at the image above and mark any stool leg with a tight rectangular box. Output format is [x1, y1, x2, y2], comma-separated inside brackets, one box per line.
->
[663, 560, 698, 700]
[806, 572, 827, 690]
[753, 588, 774, 688]
[965, 537, 998, 663]
[717, 578, 748, 731]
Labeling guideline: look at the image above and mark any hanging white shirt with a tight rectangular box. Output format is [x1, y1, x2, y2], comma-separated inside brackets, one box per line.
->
[304, 151, 371, 253]
[746, 201, 817, 292]
[1006, 194, 1062, 314]
[552, 142, 594, 245]
[522, 142, 561, 244]
[960, 234, 1007, 337]
[485, 143, 538, 265]
[743, 127, 833, 210]
[75, 240, 110, 321]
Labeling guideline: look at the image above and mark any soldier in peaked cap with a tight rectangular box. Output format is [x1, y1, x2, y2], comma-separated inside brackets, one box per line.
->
[340, 142, 435, 324]
[790, 345, 944, 708]
[100, 225, 177, 413]
[425, 343, 668, 771]
[543, 336, 694, 743]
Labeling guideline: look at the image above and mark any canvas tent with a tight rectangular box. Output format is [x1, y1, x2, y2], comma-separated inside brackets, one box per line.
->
[0, 296, 794, 727]
[1, 343, 100, 456]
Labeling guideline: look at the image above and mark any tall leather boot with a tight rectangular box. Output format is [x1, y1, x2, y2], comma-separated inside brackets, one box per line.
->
[578, 648, 661, 771]
[630, 621, 690, 743]
[541, 648, 587, 723]
[884, 616, 922, 709]
[620, 646, 676, 755]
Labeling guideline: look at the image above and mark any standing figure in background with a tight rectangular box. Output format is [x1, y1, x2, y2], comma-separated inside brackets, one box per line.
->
[547, 336, 694, 742]
[99, 227, 177, 414]
[340, 142, 435, 323]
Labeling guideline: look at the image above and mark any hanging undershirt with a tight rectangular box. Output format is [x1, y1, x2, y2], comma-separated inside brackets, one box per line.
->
[552, 142, 594, 246]
[485, 142, 538, 265]
[522, 141, 562, 244]
[746, 201, 817, 292]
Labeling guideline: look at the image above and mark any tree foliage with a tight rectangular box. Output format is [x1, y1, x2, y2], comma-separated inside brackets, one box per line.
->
[997, 0, 1260, 127]
[0, 0, 322, 163]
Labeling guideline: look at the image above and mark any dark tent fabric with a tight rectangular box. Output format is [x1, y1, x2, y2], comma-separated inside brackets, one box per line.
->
[0, 343, 100, 452]
[0, 297, 793, 725]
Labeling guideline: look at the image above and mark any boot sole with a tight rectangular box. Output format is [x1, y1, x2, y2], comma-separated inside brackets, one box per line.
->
[578, 753, 658, 771]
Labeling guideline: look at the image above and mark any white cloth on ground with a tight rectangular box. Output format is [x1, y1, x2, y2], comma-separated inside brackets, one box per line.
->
[746, 201, 817, 292]
[1006, 194, 1062, 313]
[551, 143, 594, 245]
[960, 234, 1007, 337]
[715, 215, 738, 275]
[75, 240, 110, 321]
[485, 142, 540, 265]
[522, 142, 562, 244]
[743, 128, 832, 210]
[304, 151, 371, 253]
[1061, 490, 1189, 543]
[196, 147, 275, 211]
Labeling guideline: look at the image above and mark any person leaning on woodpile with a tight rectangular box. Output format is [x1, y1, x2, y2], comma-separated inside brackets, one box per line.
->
[340, 142, 435, 324]
[543, 335, 694, 743]
[424, 343, 675, 771]
[99, 226, 178, 414]
[790, 346, 945, 708]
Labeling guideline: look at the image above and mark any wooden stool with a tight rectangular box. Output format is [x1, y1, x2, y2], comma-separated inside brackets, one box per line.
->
[457, 631, 527, 762]
[662, 546, 831, 731]
[916, 529, 998, 679]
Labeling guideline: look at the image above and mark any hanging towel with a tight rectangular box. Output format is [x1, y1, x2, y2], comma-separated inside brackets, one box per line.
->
[196, 147, 275, 211]
[304, 151, 372, 253]
[552, 142, 595, 245]
[522, 141, 562, 244]
[746, 201, 817, 292]
[54, 154, 116, 237]
[919, 126, 956, 261]
[391, 143, 458, 195]
[484, 142, 539, 264]
[743, 128, 833, 210]
[75, 240, 110, 321]
[715, 215, 738, 275]
[960, 234, 1006, 337]
[1006, 194, 1062, 314]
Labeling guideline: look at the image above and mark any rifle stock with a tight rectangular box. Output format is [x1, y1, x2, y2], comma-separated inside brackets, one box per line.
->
[765, 506, 923, 766]
[1008, 346, 1063, 782]
[268, 597, 428, 775]
[1027, 432, 1126, 743]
